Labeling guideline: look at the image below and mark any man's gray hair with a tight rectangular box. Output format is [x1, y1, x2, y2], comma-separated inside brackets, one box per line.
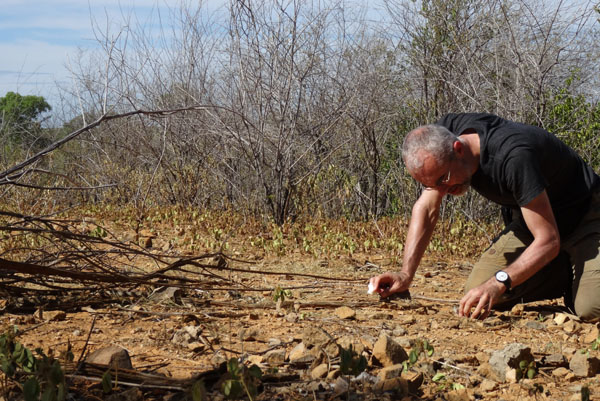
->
[402, 124, 458, 173]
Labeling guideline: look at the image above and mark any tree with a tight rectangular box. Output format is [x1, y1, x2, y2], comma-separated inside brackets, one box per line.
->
[0, 91, 52, 151]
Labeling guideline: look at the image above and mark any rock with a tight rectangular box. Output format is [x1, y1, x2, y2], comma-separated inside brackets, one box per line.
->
[402, 370, 424, 393]
[333, 376, 349, 394]
[311, 363, 329, 379]
[510, 304, 524, 316]
[447, 388, 471, 401]
[488, 343, 534, 382]
[378, 364, 404, 380]
[150, 287, 182, 304]
[247, 355, 263, 365]
[288, 342, 314, 365]
[563, 320, 581, 334]
[86, 346, 133, 369]
[372, 334, 409, 367]
[543, 353, 568, 367]
[373, 377, 409, 395]
[302, 326, 332, 347]
[239, 327, 261, 341]
[263, 349, 286, 365]
[172, 326, 200, 345]
[524, 321, 545, 330]
[327, 368, 341, 380]
[335, 306, 356, 320]
[569, 352, 600, 377]
[505, 368, 518, 383]
[552, 367, 570, 377]
[338, 336, 365, 355]
[583, 324, 599, 344]
[479, 379, 496, 391]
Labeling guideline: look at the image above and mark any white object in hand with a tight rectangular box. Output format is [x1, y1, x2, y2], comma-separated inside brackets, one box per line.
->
[367, 281, 376, 294]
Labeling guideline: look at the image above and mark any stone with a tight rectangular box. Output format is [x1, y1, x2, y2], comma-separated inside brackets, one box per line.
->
[543, 353, 568, 367]
[150, 287, 182, 304]
[301, 326, 337, 356]
[334, 306, 356, 320]
[401, 370, 424, 393]
[45, 310, 67, 322]
[263, 349, 286, 365]
[372, 334, 409, 367]
[552, 367, 570, 377]
[479, 379, 496, 391]
[447, 388, 471, 401]
[378, 364, 404, 380]
[288, 342, 314, 364]
[327, 368, 341, 380]
[524, 321, 546, 330]
[569, 352, 600, 377]
[563, 320, 581, 334]
[373, 377, 409, 395]
[333, 376, 349, 394]
[311, 363, 329, 379]
[554, 312, 569, 325]
[86, 345, 133, 369]
[488, 343, 534, 382]
[338, 336, 365, 355]
[239, 327, 261, 341]
[510, 304, 524, 316]
[583, 324, 599, 344]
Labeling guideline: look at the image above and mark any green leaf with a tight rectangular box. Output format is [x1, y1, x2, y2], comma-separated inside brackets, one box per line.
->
[191, 380, 207, 401]
[101, 370, 112, 393]
[451, 383, 466, 390]
[23, 377, 40, 401]
[409, 350, 418, 364]
[248, 364, 263, 379]
[527, 367, 536, 379]
[41, 387, 56, 401]
[519, 360, 528, 370]
[432, 372, 446, 382]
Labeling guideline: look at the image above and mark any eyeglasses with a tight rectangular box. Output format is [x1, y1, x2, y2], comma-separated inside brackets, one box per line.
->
[435, 164, 452, 188]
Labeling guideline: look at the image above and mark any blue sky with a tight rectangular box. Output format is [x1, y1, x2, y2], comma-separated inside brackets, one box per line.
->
[0, 0, 225, 105]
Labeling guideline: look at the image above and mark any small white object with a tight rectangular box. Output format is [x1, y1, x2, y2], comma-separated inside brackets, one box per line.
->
[367, 281, 376, 294]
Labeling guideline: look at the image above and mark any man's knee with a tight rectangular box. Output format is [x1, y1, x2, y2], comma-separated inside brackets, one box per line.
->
[574, 294, 600, 321]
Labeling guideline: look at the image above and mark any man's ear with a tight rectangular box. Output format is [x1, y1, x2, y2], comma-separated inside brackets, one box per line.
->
[453, 140, 464, 156]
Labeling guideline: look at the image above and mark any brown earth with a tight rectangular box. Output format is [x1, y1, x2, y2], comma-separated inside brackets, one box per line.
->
[1, 228, 599, 400]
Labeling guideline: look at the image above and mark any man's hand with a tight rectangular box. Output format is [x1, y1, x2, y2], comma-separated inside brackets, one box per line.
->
[368, 272, 412, 298]
[458, 278, 505, 319]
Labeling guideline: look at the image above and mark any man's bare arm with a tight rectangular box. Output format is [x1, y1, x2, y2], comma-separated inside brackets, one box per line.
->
[370, 187, 445, 296]
[459, 190, 560, 318]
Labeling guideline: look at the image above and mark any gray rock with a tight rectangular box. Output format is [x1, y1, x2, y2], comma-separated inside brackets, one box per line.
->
[86, 345, 133, 369]
[488, 343, 533, 382]
[569, 352, 600, 377]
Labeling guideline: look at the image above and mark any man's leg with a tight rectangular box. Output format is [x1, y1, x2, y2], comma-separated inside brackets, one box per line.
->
[566, 232, 600, 320]
[465, 227, 570, 309]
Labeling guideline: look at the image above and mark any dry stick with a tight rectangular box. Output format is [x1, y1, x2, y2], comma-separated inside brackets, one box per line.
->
[73, 314, 97, 376]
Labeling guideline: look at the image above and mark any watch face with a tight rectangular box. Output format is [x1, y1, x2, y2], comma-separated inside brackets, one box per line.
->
[496, 271, 508, 281]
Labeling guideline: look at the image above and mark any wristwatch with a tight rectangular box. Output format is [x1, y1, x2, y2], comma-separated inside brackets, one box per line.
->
[495, 270, 511, 292]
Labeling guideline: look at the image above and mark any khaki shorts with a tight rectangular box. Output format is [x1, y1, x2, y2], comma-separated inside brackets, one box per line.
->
[465, 191, 600, 320]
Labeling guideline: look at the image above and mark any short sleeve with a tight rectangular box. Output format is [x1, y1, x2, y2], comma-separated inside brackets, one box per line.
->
[503, 148, 547, 206]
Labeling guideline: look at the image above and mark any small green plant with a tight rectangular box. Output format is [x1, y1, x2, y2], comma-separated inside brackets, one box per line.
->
[592, 336, 600, 351]
[403, 339, 434, 372]
[0, 326, 68, 401]
[339, 345, 367, 377]
[190, 379, 207, 401]
[221, 358, 262, 401]
[582, 386, 590, 401]
[518, 359, 537, 380]
[432, 373, 465, 391]
[272, 286, 292, 303]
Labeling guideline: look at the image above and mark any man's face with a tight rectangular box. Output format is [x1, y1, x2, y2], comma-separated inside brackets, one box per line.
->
[411, 150, 471, 196]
